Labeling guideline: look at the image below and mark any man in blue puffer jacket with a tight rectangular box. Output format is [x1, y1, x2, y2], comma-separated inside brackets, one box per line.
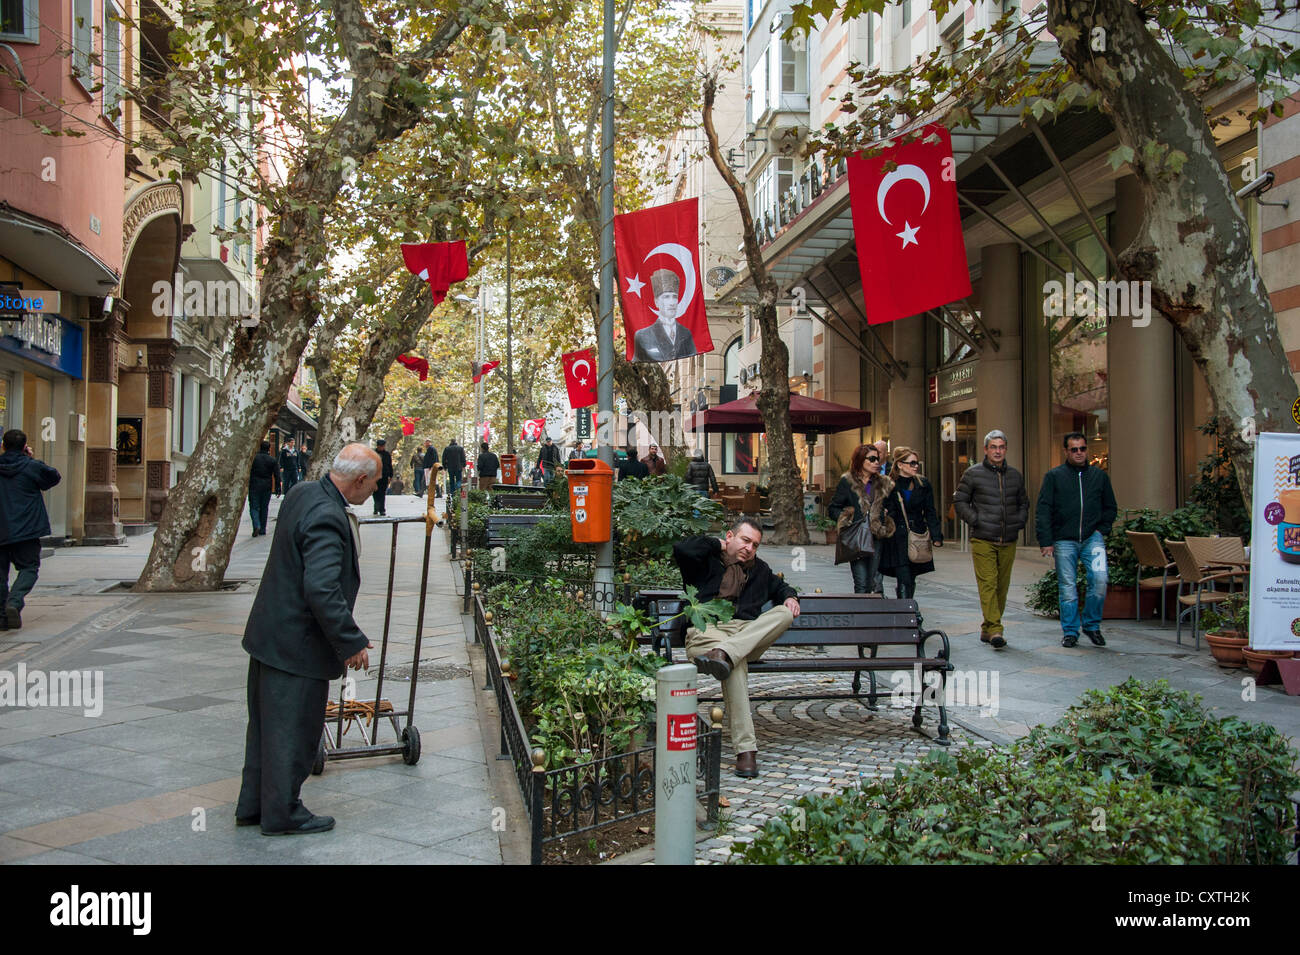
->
[1035, 431, 1118, 648]
[0, 429, 61, 630]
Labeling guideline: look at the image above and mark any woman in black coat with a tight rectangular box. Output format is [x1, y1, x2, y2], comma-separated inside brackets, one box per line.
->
[877, 447, 943, 599]
[827, 443, 895, 593]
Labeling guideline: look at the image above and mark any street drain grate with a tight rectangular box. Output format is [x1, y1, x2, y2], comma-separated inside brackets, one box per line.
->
[382, 662, 472, 681]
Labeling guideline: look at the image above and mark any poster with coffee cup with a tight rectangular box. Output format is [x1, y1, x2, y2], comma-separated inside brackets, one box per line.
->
[1249, 432, 1300, 651]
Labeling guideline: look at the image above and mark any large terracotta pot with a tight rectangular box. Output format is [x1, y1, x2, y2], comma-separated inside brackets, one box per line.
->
[1101, 587, 1164, 620]
[1203, 631, 1248, 668]
[1241, 647, 1296, 675]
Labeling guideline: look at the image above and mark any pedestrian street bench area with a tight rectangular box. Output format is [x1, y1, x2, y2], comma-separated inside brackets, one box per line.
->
[633, 590, 956, 745]
[489, 484, 549, 510]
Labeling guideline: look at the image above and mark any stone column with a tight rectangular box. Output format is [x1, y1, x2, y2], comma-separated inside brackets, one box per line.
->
[145, 340, 176, 521]
[1108, 174, 1177, 511]
[84, 302, 125, 543]
[888, 316, 926, 452]
[976, 243, 1024, 478]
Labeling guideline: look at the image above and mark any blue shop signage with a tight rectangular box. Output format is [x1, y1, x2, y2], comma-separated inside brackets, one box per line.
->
[0, 313, 83, 379]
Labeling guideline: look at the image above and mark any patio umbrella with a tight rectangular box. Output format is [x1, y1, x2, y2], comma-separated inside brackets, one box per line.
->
[687, 393, 871, 434]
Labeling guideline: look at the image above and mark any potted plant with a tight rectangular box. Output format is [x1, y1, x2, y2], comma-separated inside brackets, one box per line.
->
[1199, 594, 1248, 668]
[810, 514, 837, 545]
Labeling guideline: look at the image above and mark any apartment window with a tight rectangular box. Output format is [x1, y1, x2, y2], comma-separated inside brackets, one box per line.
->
[748, 0, 763, 30]
[72, 0, 94, 83]
[0, 0, 39, 42]
[749, 50, 767, 124]
[755, 157, 794, 230]
[103, 0, 123, 124]
[767, 17, 807, 111]
[867, 13, 875, 66]
[941, 19, 963, 66]
[139, 0, 172, 122]
[900, 0, 911, 25]
[1001, 0, 1020, 21]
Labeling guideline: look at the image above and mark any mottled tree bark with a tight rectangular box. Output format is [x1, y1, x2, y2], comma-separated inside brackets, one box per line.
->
[702, 73, 808, 545]
[1048, 0, 1298, 503]
[134, 0, 481, 590]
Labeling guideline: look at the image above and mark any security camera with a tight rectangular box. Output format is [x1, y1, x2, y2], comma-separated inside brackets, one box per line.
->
[1236, 171, 1275, 200]
[102, 295, 114, 313]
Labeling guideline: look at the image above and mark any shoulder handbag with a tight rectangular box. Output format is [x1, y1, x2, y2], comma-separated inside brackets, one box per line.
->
[899, 490, 933, 563]
[834, 517, 874, 565]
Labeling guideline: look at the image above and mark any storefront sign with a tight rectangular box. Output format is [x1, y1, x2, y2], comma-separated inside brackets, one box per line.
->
[576, 407, 593, 441]
[0, 312, 82, 379]
[930, 360, 977, 405]
[1249, 432, 1300, 652]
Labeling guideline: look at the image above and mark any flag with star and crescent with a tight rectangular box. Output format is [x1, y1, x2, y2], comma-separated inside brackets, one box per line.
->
[847, 124, 972, 325]
[561, 347, 597, 409]
[613, 198, 713, 362]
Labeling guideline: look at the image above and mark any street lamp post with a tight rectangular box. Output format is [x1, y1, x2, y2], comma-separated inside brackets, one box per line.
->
[455, 291, 487, 444]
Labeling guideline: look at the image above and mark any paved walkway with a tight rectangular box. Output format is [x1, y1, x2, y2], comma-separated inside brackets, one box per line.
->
[0, 490, 515, 864]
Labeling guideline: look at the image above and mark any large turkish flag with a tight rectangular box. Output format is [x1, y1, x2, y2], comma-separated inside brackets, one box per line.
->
[561, 348, 597, 409]
[401, 241, 468, 306]
[613, 198, 713, 363]
[847, 125, 971, 325]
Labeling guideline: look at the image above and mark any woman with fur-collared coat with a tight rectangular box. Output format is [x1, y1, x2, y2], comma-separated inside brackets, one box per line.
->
[877, 446, 944, 599]
[827, 443, 896, 593]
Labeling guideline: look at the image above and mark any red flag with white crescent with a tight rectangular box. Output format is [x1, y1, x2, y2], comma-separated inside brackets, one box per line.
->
[561, 348, 597, 409]
[520, 418, 545, 442]
[401, 241, 469, 306]
[847, 125, 971, 324]
[471, 359, 500, 383]
[613, 198, 713, 363]
[400, 416, 418, 436]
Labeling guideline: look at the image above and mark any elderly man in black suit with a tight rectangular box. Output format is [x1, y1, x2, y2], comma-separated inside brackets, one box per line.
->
[235, 442, 379, 835]
[632, 270, 698, 362]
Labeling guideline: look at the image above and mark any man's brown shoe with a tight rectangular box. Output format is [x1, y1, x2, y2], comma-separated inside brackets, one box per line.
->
[735, 751, 758, 778]
[692, 648, 732, 682]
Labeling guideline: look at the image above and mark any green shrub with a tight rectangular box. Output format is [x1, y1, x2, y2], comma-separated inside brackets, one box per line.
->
[734, 679, 1300, 865]
[614, 474, 725, 562]
[1189, 417, 1251, 541]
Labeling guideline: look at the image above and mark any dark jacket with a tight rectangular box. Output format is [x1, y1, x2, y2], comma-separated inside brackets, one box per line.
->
[618, 456, 649, 480]
[442, 442, 465, 474]
[278, 447, 300, 481]
[0, 450, 61, 545]
[248, 451, 280, 493]
[1035, 461, 1118, 545]
[539, 442, 562, 472]
[685, 459, 718, 495]
[477, 450, 499, 478]
[376, 449, 393, 483]
[828, 472, 897, 541]
[242, 476, 368, 680]
[673, 535, 797, 621]
[877, 476, 943, 576]
[422, 446, 439, 469]
[953, 458, 1028, 544]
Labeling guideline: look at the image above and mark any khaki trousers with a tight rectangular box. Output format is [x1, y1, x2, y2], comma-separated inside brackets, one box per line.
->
[685, 605, 794, 754]
[970, 539, 1017, 636]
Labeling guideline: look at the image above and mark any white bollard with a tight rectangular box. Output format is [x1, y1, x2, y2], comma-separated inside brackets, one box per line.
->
[655, 663, 698, 865]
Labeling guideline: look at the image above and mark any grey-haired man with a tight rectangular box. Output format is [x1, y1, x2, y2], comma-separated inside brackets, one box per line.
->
[953, 430, 1028, 649]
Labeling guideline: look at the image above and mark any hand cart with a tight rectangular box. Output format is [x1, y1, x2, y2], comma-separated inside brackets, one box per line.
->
[311, 483, 444, 774]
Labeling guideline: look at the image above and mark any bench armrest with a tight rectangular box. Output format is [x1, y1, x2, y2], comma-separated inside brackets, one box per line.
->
[920, 627, 953, 666]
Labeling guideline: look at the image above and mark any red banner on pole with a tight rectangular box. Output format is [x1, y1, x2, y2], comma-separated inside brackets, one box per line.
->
[561, 348, 597, 409]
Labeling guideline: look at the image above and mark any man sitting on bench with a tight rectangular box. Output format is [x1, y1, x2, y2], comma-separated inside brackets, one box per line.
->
[674, 518, 800, 779]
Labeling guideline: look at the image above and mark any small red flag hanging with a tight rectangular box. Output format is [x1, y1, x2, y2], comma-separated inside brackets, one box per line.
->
[846, 125, 971, 325]
[396, 354, 429, 381]
[471, 359, 500, 383]
[401, 241, 469, 306]
[561, 348, 597, 409]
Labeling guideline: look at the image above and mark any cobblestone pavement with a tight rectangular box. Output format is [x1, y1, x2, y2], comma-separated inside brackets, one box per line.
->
[694, 671, 995, 863]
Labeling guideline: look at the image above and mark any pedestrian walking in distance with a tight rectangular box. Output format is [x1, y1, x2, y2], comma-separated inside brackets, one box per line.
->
[1036, 432, 1117, 648]
[675, 518, 800, 779]
[538, 435, 562, 483]
[372, 438, 393, 515]
[645, 444, 667, 476]
[953, 430, 1029, 649]
[878, 447, 943, 599]
[827, 443, 894, 593]
[0, 429, 61, 631]
[411, 443, 428, 496]
[685, 448, 719, 497]
[236, 443, 378, 835]
[421, 440, 439, 496]
[248, 440, 280, 537]
[278, 437, 300, 496]
[442, 439, 466, 499]
[476, 441, 500, 490]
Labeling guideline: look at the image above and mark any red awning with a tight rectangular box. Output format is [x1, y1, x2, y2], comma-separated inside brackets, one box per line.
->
[687, 393, 871, 434]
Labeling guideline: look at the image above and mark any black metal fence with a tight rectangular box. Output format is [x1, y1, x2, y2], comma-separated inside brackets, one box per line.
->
[474, 593, 722, 864]
[463, 565, 636, 616]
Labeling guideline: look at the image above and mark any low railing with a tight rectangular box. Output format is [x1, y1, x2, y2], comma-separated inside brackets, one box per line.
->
[464, 566, 636, 617]
[474, 593, 722, 864]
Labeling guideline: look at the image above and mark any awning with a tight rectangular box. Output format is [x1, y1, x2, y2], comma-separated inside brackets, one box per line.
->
[687, 393, 870, 435]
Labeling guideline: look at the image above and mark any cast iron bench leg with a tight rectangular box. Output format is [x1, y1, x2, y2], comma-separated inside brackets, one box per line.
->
[865, 646, 879, 711]
[852, 645, 863, 698]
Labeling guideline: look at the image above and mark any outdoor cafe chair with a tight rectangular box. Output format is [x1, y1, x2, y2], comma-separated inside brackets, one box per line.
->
[1167, 540, 1243, 650]
[1184, 536, 1249, 575]
[1125, 530, 1181, 623]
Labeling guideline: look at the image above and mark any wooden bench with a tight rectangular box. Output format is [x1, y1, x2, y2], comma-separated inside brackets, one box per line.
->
[489, 485, 549, 510]
[632, 590, 954, 744]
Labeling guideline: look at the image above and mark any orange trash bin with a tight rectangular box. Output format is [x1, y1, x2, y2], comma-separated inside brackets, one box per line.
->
[500, 453, 518, 485]
[566, 458, 613, 543]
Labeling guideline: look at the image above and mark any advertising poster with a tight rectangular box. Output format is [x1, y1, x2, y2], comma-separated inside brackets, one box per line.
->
[1248, 432, 1300, 651]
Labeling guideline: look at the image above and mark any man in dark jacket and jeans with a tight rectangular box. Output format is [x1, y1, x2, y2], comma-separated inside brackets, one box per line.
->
[1036, 432, 1118, 648]
[0, 429, 61, 630]
[953, 430, 1028, 649]
[248, 441, 280, 537]
[674, 518, 800, 778]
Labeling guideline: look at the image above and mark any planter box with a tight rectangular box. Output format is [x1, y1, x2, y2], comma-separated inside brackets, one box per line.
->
[1102, 586, 1165, 620]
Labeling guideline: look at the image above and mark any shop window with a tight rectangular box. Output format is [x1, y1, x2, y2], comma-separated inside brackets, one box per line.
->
[103, 0, 123, 125]
[725, 433, 758, 474]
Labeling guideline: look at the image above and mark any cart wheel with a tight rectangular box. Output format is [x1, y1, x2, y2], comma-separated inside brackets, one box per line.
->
[312, 737, 326, 775]
[402, 725, 422, 766]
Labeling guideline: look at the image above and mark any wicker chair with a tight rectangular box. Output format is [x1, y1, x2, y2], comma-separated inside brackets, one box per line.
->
[1125, 531, 1181, 623]
[1184, 536, 1249, 573]
[1167, 540, 1245, 649]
